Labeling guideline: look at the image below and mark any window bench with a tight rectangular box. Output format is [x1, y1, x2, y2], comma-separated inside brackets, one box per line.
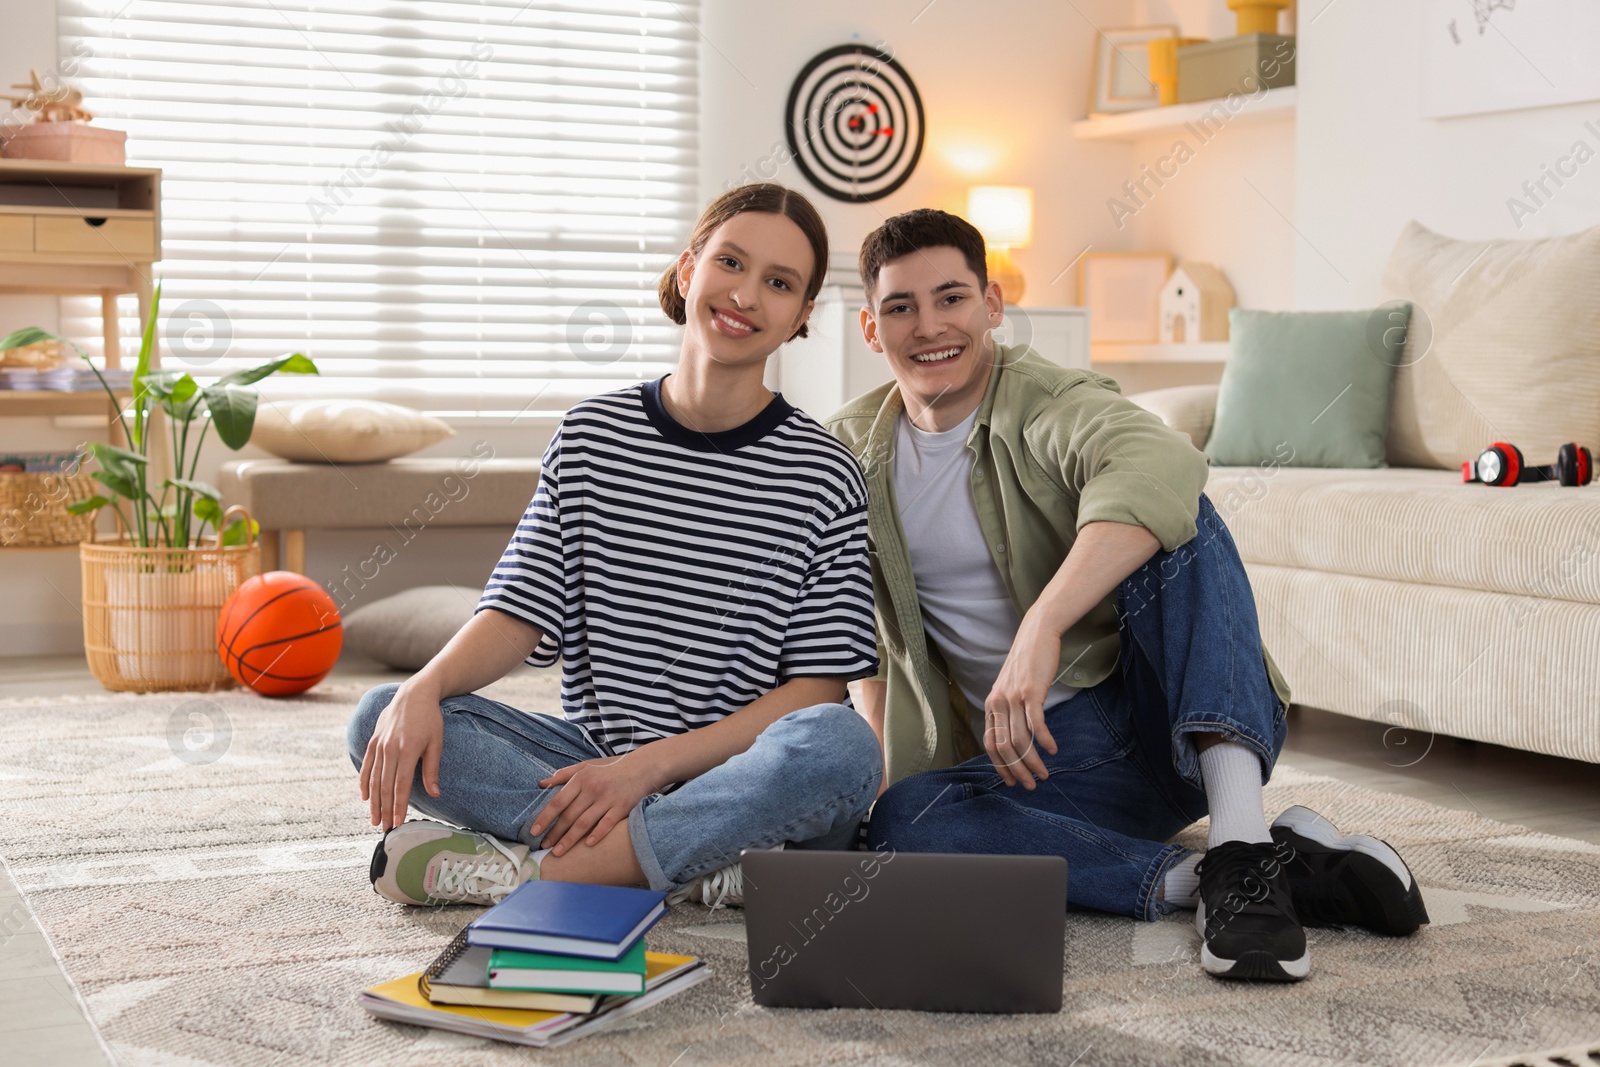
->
[217, 457, 541, 573]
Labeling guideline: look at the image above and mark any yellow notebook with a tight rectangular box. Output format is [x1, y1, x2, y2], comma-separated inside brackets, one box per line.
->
[360, 952, 705, 1048]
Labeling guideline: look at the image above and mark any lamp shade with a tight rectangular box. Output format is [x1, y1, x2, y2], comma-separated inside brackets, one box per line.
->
[967, 185, 1033, 248]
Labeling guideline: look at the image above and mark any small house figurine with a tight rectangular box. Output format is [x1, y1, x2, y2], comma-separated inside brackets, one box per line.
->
[1158, 262, 1234, 343]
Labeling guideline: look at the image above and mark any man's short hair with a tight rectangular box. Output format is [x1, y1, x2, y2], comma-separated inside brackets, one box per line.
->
[858, 208, 988, 301]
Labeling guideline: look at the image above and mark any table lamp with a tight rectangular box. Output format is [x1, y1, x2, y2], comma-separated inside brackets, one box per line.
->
[967, 185, 1032, 304]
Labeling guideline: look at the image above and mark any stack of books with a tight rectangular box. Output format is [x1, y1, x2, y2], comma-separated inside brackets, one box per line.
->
[360, 881, 704, 1048]
[0, 367, 132, 392]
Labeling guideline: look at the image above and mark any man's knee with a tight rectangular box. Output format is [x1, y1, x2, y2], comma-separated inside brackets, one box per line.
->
[866, 772, 951, 850]
[346, 683, 401, 769]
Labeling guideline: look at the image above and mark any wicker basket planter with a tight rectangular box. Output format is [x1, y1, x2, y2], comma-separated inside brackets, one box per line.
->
[80, 516, 260, 692]
[0, 468, 98, 547]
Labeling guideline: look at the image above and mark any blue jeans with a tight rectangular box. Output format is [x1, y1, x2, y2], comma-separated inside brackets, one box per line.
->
[346, 692, 882, 893]
[865, 495, 1288, 921]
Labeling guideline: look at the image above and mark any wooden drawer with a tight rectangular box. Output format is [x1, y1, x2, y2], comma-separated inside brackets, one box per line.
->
[0, 215, 31, 252]
[34, 215, 156, 258]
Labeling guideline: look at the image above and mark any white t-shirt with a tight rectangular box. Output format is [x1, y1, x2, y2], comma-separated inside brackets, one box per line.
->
[893, 408, 1078, 741]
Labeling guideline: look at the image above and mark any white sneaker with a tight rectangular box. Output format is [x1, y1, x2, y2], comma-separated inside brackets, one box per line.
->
[370, 819, 538, 906]
[666, 863, 745, 909]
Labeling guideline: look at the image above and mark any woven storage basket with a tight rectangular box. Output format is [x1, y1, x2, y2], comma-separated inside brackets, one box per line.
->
[80, 506, 261, 692]
[0, 468, 98, 547]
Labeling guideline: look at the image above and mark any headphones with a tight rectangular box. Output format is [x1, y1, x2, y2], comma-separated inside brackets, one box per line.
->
[1463, 441, 1593, 487]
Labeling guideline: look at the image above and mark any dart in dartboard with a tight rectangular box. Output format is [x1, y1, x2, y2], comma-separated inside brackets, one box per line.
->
[784, 44, 925, 203]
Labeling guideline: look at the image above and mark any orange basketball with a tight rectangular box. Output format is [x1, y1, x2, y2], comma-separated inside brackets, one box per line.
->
[216, 571, 343, 696]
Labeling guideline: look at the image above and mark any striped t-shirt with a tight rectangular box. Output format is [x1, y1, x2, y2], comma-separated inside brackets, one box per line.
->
[478, 377, 878, 755]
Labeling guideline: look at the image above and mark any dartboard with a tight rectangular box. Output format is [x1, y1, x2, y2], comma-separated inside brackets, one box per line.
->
[785, 44, 925, 203]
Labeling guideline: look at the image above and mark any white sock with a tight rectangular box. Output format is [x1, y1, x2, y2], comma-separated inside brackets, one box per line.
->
[1162, 853, 1202, 908]
[529, 848, 551, 874]
[1198, 740, 1272, 848]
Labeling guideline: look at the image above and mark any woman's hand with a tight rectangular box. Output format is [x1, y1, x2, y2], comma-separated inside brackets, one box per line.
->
[983, 612, 1061, 789]
[359, 680, 445, 831]
[530, 753, 664, 857]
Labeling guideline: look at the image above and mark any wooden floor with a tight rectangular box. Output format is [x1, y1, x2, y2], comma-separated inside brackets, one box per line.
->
[2, 654, 1598, 1066]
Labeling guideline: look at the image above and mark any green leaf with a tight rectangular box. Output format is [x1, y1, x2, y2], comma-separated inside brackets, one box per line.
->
[201, 384, 257, 450]
[86, 441, 149, 486]
[91, 468, 139, 501]
[220, 517, 259, 547]
[0, 326, 69, 350]
[165, 477, 221, 501]
[192, 496, 224, 527]
[216, 352, 318, 388]
[162, 392, 203, 422]
[87, 441, 149, 467]
[130, 282, 162, 407]
[143, 370, 197, 402]
[66, 495, 110, 516]
[157, 503, 179, 520]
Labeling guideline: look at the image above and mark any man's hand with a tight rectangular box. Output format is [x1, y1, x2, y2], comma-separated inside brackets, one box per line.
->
[359, 680, 445, 831]
[983, 612, 1061, 789]
[531, 753, 664, 857]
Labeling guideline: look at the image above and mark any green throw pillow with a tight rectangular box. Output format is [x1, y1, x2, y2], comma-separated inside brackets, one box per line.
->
[1205, 306, 1406, 468]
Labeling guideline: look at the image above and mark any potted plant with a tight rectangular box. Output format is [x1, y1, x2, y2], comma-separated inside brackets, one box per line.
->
[1, 285, 318, 691]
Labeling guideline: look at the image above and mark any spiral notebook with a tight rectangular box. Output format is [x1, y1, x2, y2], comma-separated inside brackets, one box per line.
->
[420, 928, 604, 1013]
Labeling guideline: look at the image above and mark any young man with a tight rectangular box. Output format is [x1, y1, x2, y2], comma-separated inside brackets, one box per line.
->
[826, 209, 1428, 982]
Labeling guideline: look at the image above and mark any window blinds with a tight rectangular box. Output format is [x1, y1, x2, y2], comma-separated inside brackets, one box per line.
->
[59, 0, 699, 417]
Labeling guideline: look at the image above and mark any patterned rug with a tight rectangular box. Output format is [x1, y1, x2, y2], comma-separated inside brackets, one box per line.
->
[1, 676, 1598, 1067]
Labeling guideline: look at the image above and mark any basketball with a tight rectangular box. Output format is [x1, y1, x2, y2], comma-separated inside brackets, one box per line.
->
[216, 571, 343, 696]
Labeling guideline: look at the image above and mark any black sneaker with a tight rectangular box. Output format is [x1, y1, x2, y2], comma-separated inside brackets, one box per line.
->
[1270, 805, 1429, 936]
[1195, 840, 1309, 982]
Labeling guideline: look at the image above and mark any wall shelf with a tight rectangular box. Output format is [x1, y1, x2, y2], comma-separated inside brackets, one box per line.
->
[1090, 342, 1229, 364]
[1072, 86, 1296, 142]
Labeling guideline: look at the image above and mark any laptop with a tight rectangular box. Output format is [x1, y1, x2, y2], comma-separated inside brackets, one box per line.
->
[742, 849, 1066, 1014]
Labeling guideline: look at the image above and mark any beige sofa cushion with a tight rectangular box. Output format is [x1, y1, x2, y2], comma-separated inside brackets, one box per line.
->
[253, 399, 455, 463]
[1207, 465, 1600, 605]
[1126, 384, 1219, 450]
[1380, 221, 1600, 470]
[218, 457, 540, 530]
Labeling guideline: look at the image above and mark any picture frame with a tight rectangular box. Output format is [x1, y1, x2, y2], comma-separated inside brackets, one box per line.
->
[1078, 252, 1173, 343]
[1090, 26, 1177, 114]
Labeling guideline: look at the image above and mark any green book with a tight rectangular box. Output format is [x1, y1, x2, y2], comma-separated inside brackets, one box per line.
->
[487, 938, 648, 995]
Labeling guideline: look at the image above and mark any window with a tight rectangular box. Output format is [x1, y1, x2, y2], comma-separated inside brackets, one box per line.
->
[60, 0, 699, 417]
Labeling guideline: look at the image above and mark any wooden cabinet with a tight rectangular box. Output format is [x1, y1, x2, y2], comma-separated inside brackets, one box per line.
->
[33, 214, 158, 258]
[0, 159, 162, 498]
[0, 215, 30, 252]
[0, 158, 162, 373]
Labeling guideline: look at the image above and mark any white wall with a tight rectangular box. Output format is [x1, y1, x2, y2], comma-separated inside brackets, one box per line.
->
[1295, 0, 1600, 308]
[698, 0, 1137, 309]
[1119, 0, 1297, 314]
[0, 0, 80, 654]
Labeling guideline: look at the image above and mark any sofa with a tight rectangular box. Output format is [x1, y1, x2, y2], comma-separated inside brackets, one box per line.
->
[1126, 222, 1600, 766]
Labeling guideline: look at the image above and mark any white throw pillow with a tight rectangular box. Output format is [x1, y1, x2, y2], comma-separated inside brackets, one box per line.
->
[1380, 221, 1600, 470]
[252, 399, 455, 463]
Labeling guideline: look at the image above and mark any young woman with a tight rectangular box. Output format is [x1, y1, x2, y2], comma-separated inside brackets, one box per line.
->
[347, 183, 881, 909]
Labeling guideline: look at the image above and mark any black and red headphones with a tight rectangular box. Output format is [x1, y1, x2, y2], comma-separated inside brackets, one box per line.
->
[1463, 441, 1593, 487]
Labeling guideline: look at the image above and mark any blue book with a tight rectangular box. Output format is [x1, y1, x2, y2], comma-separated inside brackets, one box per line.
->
[465, 881, 667, 960]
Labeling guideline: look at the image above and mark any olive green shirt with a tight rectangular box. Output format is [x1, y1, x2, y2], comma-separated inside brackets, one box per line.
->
[825, 344, 1291, 786]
